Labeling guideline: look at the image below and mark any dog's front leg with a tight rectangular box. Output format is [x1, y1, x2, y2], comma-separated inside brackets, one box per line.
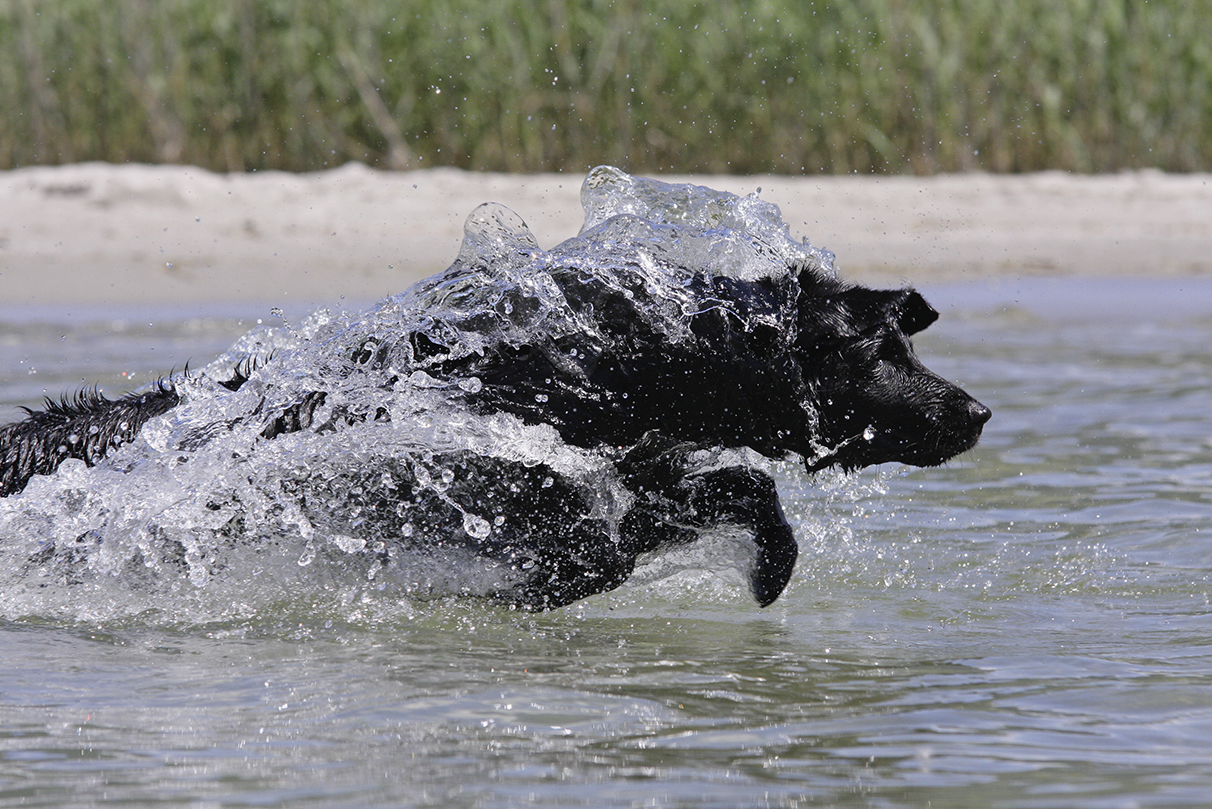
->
[684, 467, 799, 607]
[617, 439, 799, 606]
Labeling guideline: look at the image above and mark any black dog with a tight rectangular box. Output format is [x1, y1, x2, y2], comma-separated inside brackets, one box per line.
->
[1, 178, 989, 610]
[0, 261, 988, 610]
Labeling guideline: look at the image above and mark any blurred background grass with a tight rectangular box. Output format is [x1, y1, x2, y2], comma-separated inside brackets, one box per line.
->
[2, 0, 1209, 175]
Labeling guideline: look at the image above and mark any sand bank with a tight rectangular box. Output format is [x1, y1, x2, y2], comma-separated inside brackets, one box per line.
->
[2, 163, 1210, 308]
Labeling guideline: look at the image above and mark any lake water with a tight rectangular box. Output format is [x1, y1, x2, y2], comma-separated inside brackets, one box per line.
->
[1, 274, 1211, 808]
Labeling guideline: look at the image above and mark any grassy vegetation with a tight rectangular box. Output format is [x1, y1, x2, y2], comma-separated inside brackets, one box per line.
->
[2, 0, 1210, 174]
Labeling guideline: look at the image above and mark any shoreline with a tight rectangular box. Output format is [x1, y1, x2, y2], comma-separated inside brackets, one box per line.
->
[2, 163, 1210, 309]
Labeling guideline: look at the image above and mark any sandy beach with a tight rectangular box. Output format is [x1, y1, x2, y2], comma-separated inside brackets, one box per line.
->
[2, 162, 1210, 309]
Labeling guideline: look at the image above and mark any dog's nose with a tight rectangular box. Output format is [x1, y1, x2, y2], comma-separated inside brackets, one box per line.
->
[967, 399, 992, 427]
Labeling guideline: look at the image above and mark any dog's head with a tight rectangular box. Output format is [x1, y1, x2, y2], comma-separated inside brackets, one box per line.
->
[794, 276, 990, 472]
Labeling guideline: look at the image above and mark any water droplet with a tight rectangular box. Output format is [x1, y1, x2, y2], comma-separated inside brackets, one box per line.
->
[332, 534, 366, 553]
[463, 513, 491, 539]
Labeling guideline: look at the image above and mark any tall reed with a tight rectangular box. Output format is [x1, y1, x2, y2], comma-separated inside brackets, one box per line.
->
[1, 0, 1209, 174]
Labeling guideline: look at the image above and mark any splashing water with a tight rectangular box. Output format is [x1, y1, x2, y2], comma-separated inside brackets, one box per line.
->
[0, 167, 839, 624]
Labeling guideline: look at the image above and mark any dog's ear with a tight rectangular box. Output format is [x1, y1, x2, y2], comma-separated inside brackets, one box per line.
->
[894, 289, 938, 335]
[795, 274, 938, 337]
[825, 287, 939, 335]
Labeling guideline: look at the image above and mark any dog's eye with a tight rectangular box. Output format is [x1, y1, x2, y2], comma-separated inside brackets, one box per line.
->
[874, 334, 914, 365]
[873, 358, 903, 380]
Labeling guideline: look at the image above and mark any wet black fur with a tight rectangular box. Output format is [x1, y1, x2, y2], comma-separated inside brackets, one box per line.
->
[0, 384, 179, 498]
[0, 266, 989, 609]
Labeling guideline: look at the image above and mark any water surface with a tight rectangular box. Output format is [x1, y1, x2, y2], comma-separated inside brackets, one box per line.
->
[1, 274, 1209, 807]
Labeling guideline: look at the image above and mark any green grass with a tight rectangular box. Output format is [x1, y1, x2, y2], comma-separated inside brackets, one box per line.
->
[2, 0, 1210, 174]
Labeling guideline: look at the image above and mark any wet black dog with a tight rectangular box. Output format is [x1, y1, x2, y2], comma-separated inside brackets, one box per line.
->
[0, 264, 989, 609]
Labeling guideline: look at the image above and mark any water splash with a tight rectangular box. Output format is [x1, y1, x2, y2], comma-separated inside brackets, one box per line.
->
[0, 167, 841, 625]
